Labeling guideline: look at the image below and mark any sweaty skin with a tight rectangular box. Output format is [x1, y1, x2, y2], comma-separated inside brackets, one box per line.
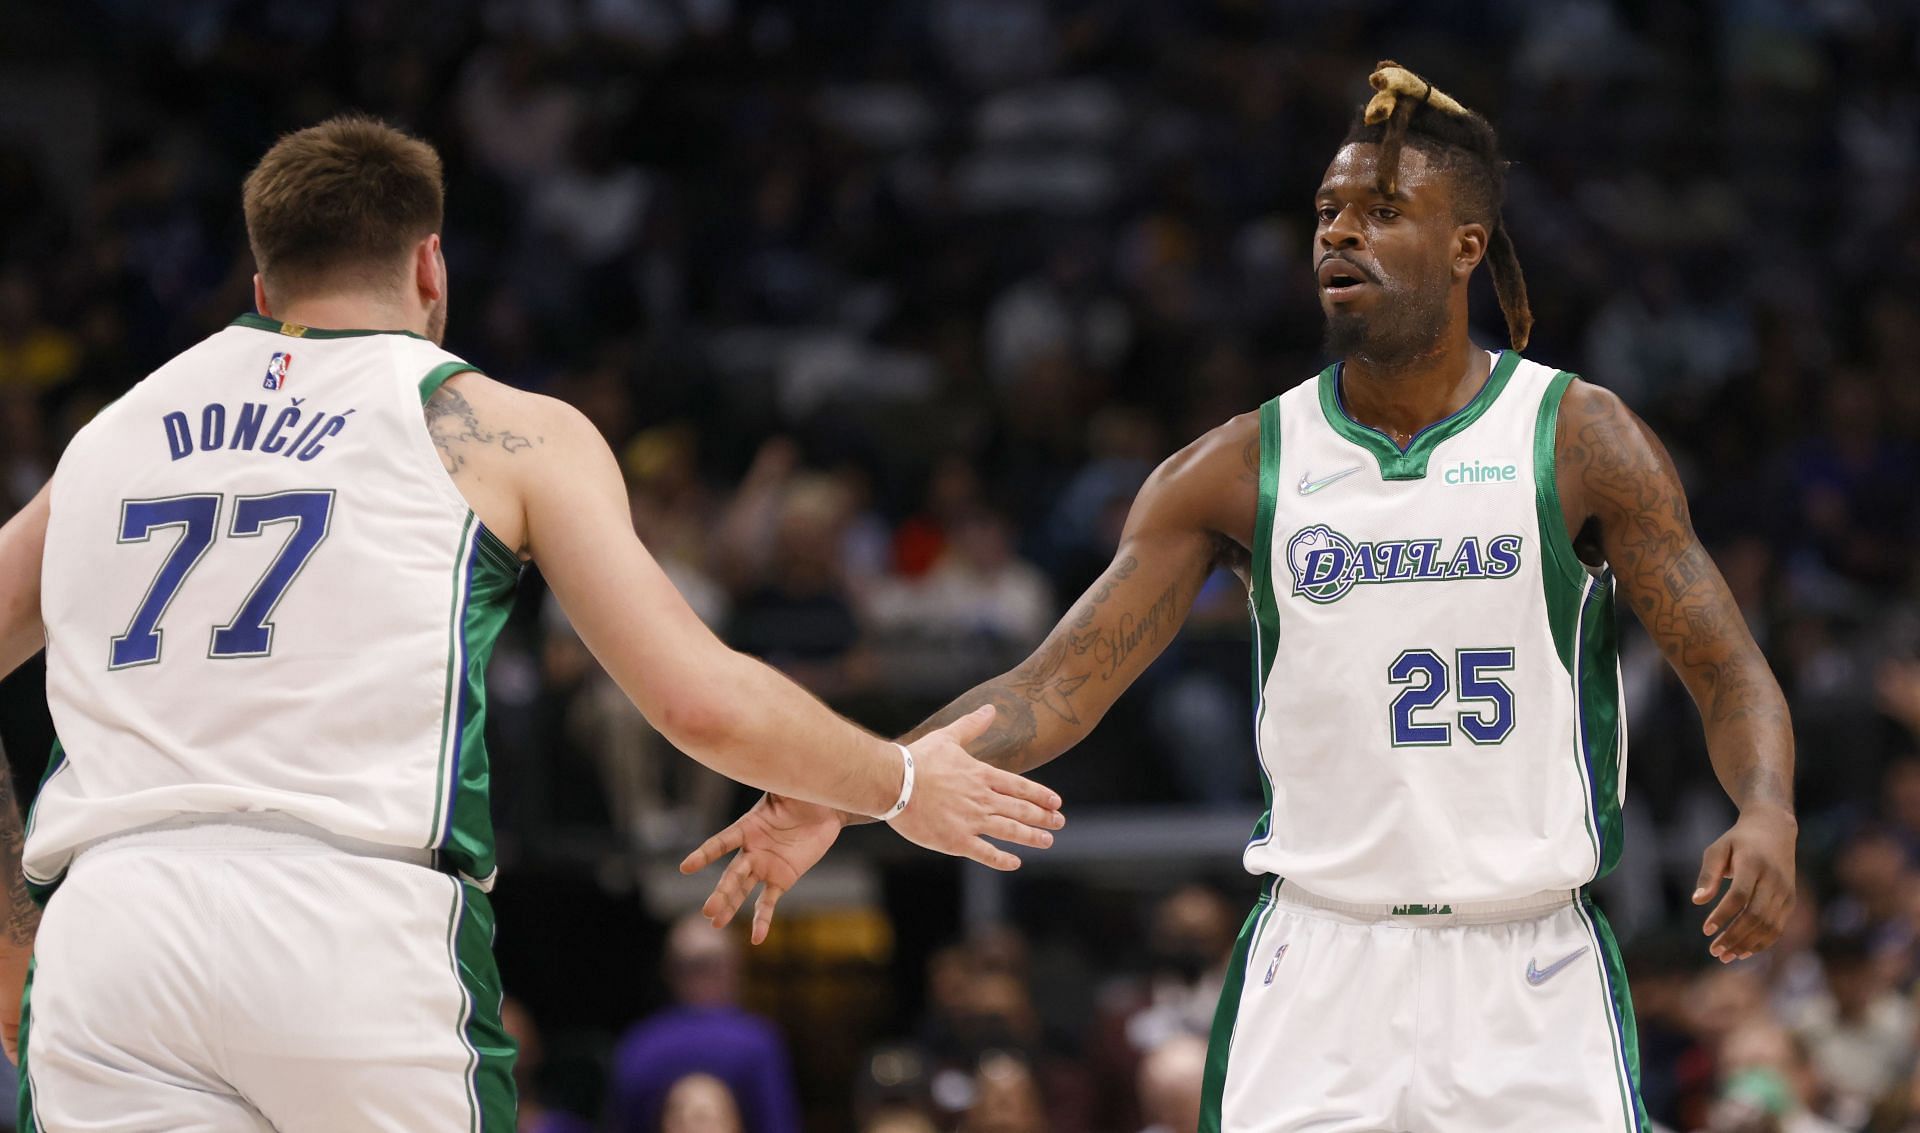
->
[686, 143, 1796, 961]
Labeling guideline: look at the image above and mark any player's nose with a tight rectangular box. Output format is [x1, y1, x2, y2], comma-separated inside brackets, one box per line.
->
[1318, 203, 1365, 250]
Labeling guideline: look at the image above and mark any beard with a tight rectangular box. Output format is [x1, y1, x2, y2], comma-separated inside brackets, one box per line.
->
[426, 293, 448, 346]
[1321, 264, 1451, 367]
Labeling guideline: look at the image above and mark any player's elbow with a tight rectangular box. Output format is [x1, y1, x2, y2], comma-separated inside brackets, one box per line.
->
[651, 682, 738, 754]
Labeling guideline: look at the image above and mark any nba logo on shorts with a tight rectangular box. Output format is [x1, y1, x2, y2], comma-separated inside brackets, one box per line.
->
[1264, 942, 1288, 985]
[263, 352, 293, 391]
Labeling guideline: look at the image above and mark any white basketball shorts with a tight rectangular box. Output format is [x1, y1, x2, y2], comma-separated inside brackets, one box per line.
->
[1200, 877, 1648, 1133]
[18, 815, 516, 1132]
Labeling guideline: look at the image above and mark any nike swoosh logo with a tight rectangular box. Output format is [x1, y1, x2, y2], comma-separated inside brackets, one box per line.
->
[1297, 466, 1362, 495]
[1525, 946, 1590, 986]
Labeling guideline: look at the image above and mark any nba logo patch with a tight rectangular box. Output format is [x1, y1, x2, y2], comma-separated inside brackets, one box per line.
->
[1264, 942, 1288, 985]
[264, 352, 292, 391]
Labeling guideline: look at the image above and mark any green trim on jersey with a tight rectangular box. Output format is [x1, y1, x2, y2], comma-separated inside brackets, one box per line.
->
[1577, 894, 1651, 1133]
[446, 879, 518, 1131]
[1533, 370, 1588, 659]
[16, 956, 36, 1133]
[1532, 371, 1627, 880]
[1200, 878, 1275, 1133]
[1576, 575, 1625, 877]
[1246, 397, 1282, 846]
[419, 361, 481, 404]
[22, 742, 71, 905]
[429, 518, 519, 885]
[229, 313, 432, 341]
[1316, 349, 1522, 480]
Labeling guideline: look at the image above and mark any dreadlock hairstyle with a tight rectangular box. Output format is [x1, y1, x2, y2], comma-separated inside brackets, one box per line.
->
[1345, 61, 1533, 351]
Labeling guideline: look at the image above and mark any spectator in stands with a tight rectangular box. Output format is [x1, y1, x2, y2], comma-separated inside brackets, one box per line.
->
[1717, 1022, 1844, 1133]
[659, 1074, 744, 1133]
[502, 996, 595, 1133]
[1136, 1034, 1206, 1133]
[961, 1053, 1050, 1133]
[1790, 932, 1913, 1128]
[607, 916, 801, 1133]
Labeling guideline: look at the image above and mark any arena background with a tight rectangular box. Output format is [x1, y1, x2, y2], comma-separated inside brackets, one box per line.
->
[2, 2, 1919, 1131]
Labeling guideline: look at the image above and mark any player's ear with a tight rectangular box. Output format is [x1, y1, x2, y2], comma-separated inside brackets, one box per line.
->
[1452, 222, 1488, 281]
[414, 235, 445, 304]
[252, 274, 272, 317]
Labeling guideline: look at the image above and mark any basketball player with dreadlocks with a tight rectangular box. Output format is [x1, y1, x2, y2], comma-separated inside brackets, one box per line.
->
[682, 63, 1797, 1130]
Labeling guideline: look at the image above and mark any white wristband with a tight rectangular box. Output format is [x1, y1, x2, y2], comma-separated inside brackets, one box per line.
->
[879, 743, 916, 821]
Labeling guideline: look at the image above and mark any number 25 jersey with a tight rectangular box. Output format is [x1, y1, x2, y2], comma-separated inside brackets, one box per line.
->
[1244, 351, 1627, 904]
[26, 315, 518, 896]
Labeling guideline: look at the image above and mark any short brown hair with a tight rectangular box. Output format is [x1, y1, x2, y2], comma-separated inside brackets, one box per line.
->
[242, 115, 444, 304]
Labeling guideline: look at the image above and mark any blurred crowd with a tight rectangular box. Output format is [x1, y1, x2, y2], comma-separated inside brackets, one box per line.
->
[6, 0, 1920, 1129]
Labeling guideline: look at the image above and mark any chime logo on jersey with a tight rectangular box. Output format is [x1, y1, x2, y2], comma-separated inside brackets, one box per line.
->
[1286, 523, 1523, 604]
[263, 352, 293, 391]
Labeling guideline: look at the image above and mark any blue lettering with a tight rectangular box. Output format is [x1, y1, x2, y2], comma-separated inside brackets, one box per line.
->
[1486, 534, 1522, 577]
[282, 411, 327, 458]
[1351, 543, 1383, 583]
[1408, 539, 1445, 579]
[1447, 536, 1484, 578]
[162, 412, 193, 461]
[296, 416, 348, 461]
[1303, 546, 1348, 589]
[261, 407, 301, 454]
[230, 402, 268, 451]
[199, 403, 226, 451]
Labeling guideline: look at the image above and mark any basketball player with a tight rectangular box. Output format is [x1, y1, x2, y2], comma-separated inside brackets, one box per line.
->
[0, 116, 1067, 1130]
[683, 63, 1798, 1131]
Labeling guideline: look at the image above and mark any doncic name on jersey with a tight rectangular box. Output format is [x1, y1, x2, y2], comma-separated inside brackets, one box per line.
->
[159, 353, 355, 463]
[1287, 523, 1523, 604]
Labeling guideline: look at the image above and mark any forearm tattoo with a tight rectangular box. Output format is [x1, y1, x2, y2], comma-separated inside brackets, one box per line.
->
[0, 760, 38, 947]
[1561, 391, 1792, 808]
[904, 553, 1200, 773]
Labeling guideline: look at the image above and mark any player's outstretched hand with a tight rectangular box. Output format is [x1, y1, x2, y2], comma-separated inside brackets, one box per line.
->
[886, 705, 1065, 871]
[1693, 805, 1798, 963]
[680, 792, 844, 944]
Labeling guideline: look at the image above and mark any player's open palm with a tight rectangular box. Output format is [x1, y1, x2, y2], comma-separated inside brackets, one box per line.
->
[680, 792, 845, 944]
[886, 705, 1064, 871]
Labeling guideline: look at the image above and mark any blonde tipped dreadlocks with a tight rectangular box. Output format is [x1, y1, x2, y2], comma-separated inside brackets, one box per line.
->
[1348, 60, 1534, 351]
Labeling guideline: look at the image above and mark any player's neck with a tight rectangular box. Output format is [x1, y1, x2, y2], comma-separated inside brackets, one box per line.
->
[268, 295, 429, 339]
[1338, 335, 1490, 450]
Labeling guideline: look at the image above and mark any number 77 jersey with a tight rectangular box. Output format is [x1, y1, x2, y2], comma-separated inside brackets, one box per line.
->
[1243, 350, 1627, 904]
[27, 315, 520, 897]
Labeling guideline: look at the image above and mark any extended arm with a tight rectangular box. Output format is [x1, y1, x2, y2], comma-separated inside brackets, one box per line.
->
[0, 488, 47, 1060]
[900, 416, 1259, 771]
[428, 374, 1060, 867]
[683, 414, 1260, 939]
[0, 487, 47, 683]
[1557, 381, 1795, 960]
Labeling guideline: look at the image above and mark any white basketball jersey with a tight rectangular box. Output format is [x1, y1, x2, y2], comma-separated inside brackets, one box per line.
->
[26, 314, 518, 895]
[1243, 350, 1626, 903]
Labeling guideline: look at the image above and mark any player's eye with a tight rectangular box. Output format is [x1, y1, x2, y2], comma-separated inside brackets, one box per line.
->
[1371, 207, 1399, 221]
[1316, 206, 1339, 223]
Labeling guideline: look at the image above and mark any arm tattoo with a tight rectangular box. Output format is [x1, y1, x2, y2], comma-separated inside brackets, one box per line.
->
[0, 756, 39, 947]
[425, 386, 540, 474]
[1562, 389, 1793, 809]
[903, 554, 1196, 773]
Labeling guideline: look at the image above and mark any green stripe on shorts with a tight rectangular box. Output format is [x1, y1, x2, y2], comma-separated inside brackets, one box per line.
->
[1200, 878, 1276, 1132]
[446, 879, 517, 1131]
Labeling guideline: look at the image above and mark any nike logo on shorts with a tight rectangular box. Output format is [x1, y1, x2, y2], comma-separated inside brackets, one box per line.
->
[1525, 946, 1589, 986]
[1297, 466, 1362, 495]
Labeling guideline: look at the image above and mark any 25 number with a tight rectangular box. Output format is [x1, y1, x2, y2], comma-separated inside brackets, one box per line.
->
[110, 490, 335, 668]
[1387, 648, 1515, 746]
